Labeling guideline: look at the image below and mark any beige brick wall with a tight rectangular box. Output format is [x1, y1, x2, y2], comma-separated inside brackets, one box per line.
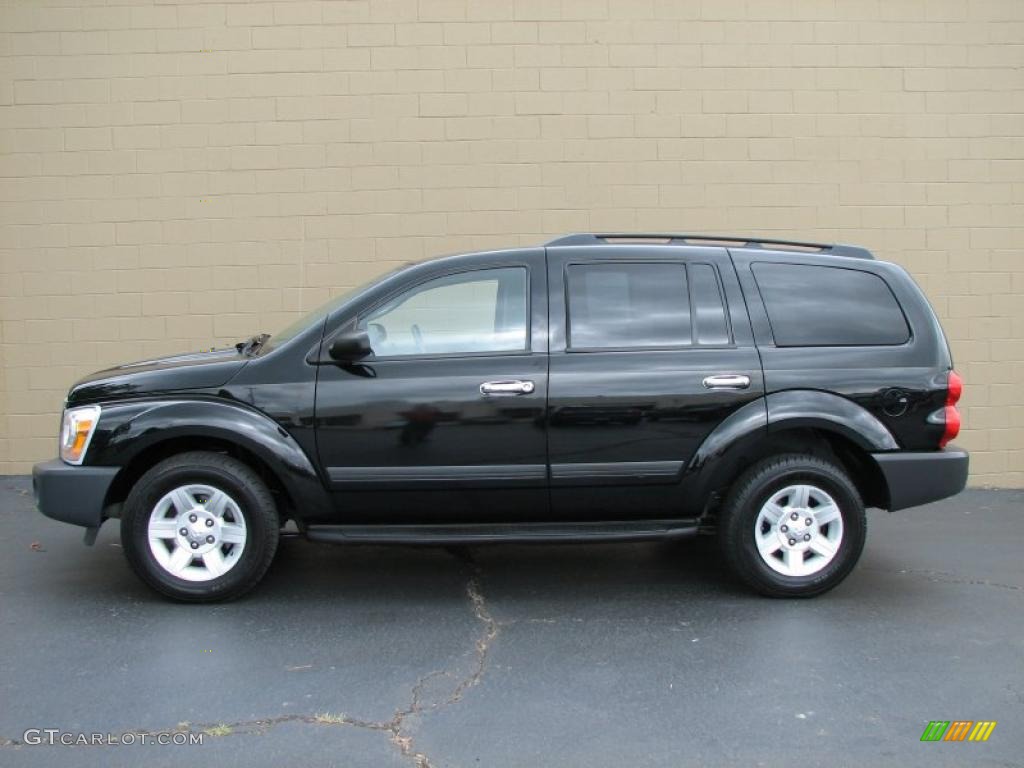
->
[1, 0, 1022, 485]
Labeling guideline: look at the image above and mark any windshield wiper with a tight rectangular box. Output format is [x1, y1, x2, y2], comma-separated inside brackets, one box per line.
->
[236, 333, 271, 356]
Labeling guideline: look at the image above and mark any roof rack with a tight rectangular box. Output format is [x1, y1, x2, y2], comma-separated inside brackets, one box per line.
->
[544, 233, 874, 260]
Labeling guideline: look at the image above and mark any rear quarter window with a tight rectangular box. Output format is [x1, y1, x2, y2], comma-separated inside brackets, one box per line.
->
[752, 262, 910, 347]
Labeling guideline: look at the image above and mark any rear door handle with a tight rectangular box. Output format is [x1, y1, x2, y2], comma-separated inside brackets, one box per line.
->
[702, 374, 751, 390]
[480, 380, 535, 396]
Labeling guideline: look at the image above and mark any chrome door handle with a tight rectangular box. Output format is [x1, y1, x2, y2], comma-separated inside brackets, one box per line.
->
[480, 380, 535, 396]
[702, 374, 751, 390]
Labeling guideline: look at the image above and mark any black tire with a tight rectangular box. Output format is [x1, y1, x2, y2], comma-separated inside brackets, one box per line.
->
[121, 451, 279, 602]
[718, 454, 866, 598]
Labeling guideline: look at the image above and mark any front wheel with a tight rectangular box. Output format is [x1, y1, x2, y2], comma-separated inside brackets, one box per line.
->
[718, 454, 866, 598]
[121, 452, 280, 602]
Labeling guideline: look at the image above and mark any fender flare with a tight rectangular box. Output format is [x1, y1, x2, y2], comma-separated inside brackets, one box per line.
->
[88, 398, 333, 521]
[764, 390, 898, 451]
[683, 391, 897, 509]
[687, 397, 768, 476]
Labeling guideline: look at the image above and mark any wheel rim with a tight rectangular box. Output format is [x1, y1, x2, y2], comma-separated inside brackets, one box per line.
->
[754, 484, 844, 578]
[147, 484, 247, 582]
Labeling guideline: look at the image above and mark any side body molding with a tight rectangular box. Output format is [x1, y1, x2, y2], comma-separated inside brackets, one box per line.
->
[765, 390, 899, 451]
[85, 398, 333, 520]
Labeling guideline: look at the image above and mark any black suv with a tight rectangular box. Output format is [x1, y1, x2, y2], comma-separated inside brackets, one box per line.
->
[33, 233, 968, 601]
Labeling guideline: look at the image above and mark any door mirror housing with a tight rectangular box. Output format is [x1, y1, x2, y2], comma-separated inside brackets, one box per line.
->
[328, 330, 372, 362]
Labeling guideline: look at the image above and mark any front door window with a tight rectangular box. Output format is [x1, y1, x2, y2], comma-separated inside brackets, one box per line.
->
[359, 267, 528, 357]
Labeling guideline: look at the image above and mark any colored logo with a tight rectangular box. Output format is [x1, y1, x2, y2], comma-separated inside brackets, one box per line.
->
[921, 721, 997, 742]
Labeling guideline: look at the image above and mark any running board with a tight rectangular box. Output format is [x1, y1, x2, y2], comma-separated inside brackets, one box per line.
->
[304, 520, 699, 546]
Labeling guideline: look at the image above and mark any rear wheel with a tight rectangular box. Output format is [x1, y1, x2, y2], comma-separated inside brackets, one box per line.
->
[121, 452, 279, 602]
[718, 454, 866, 598]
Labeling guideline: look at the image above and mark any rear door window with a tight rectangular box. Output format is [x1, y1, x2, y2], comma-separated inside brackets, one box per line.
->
[566, 262, 730, 349]
[752, 263, 909, 346]
[690, 263, 731, 346]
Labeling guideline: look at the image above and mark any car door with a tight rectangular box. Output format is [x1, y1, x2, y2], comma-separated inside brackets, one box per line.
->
[546, 244, 764, 519]
[314, 249, 549, 523]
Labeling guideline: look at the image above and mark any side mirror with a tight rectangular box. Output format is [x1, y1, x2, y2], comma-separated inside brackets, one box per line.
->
[328, 330, 372, 362]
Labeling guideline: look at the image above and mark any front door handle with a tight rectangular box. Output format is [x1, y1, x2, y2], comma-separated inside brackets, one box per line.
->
[480, 380, 536, 396]
[702, 374, 751, 390]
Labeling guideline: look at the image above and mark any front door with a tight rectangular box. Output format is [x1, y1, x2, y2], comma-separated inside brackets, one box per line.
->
[546, 244, 764, 519]
[314, 250, 549, 523]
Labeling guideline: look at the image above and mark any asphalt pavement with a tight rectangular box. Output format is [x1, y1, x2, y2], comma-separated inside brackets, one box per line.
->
[0, 476, 1021, 767]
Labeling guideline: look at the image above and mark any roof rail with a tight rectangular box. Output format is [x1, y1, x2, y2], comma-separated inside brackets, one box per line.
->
[544, 233, 874, 260]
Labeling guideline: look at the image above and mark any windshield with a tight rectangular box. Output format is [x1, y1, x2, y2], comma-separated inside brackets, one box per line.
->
[259, 264, 409, 353]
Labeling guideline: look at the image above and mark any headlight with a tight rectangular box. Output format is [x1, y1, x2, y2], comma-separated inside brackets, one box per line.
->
[59, 405, 101, 465]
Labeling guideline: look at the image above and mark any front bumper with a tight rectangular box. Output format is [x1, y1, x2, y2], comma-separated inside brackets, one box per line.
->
[871, 446, 969, 512]
[33, 459, 119, 529]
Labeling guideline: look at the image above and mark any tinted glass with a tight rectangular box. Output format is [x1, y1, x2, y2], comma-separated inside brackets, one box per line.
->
[360, 267, 527, 356]
[567, 263, 690, 349]
[753, 263, 909, 346]
[690, 263, 730, 345]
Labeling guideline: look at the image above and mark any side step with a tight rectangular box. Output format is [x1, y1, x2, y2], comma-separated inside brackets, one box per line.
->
[305, 520, 699, 546]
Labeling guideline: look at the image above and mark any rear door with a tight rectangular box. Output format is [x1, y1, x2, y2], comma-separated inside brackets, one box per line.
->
[546, 244, 763, 519]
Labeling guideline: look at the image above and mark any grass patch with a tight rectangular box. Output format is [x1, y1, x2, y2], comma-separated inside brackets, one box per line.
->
[313, 712, 347, 725]
[203, 724, 233, 737]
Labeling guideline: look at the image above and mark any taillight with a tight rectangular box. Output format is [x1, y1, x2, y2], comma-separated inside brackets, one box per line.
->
[940, 370, 962, 448]
[946, 370, 962, 407]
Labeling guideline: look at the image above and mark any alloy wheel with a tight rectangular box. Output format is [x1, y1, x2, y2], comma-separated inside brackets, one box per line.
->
[147, 484, 248, 582]
[753, 484, 844, 577]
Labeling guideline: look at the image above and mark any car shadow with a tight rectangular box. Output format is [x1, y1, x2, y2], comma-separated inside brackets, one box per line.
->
[259, 535, 743, 605]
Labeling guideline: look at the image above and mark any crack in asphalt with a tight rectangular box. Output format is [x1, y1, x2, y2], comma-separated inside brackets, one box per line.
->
[383, 552, 499, 766]
[894, 568, 1022, 592]
[0, 551, 499, 768]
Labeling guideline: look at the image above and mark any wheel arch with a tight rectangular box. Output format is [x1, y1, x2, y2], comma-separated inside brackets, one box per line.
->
[685, 392, 894, 517]
[764, 390, 899, 453]
[104, 436, 293, 523]
[91, 398, 332, 524]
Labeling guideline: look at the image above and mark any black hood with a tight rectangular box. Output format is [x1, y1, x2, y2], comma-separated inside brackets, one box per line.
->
[66, 348, 249, 406]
